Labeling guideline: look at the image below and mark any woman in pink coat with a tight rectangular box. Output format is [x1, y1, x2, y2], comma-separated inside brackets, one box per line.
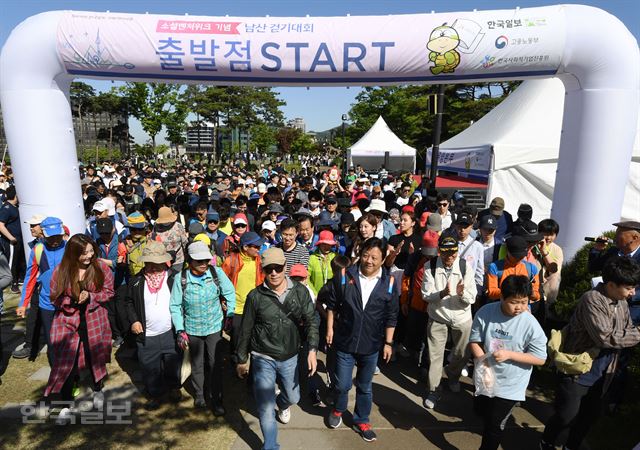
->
[45, 233, 114, 423]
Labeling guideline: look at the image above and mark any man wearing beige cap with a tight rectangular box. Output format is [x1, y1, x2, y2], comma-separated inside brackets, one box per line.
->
[234, 247, 319, 450]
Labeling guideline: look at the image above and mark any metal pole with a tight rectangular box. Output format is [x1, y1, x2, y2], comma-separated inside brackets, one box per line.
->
[429, 84, 445, 189]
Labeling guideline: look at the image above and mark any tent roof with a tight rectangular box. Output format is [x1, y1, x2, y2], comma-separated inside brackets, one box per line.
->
[349, 116, 416, 157]
[439, 78, 640, 170]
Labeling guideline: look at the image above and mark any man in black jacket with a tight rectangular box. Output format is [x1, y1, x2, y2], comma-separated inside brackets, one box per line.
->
[234, 247, 318, 450]
[325, 238, 398, 442]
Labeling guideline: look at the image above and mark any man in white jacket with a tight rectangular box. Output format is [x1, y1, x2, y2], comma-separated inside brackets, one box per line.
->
[421, 236, 477, 410]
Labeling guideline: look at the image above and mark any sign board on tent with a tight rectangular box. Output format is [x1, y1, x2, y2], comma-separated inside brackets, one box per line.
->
[426, 146, 492, 177]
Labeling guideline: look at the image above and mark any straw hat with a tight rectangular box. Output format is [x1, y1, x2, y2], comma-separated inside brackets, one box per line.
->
[156, 206, 177, 224]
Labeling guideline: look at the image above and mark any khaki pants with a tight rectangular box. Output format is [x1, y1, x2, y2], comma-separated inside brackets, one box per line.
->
[426, 318, 472, 392]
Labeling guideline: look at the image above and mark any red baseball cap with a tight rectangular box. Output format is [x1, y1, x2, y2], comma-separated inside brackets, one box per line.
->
[290, 264, 308, 278]
[421, 230, 439, 257]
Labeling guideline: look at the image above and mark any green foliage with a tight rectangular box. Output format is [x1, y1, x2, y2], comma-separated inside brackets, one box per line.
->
[346, 82, 520, 159]
[249, 123, 277, 152]
[552, 230, 617, 320]
[79, 147, 121, 163]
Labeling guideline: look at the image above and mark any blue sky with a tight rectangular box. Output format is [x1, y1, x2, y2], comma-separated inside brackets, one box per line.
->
[2, 0, 638, 143]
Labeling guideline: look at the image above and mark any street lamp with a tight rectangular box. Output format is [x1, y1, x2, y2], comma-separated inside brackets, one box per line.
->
[341, 114, 348, 150]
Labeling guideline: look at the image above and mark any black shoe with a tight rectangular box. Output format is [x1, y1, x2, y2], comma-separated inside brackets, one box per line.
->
[194, 398, 206, 409]
[353, 423, 377, 442]
[166, 389, 182, 403]
[327, 410, 342, 429]
[12, 345, 31, 359]
[211, 402, 226, 417]
[145, 398, 162, 411]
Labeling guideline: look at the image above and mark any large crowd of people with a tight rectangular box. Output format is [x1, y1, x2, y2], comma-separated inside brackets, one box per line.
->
[0, 156, 638, 450]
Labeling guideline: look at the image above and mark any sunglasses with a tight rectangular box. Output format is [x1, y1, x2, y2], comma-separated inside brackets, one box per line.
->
[234, 223, 247, 228]
[438, 203, 448, 207]
[207, 219, 219, 224]
[263, 264, 285, 274]
[248, 244, 261, 249]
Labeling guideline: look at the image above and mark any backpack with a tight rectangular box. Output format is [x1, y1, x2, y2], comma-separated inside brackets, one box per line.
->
[490, 259, 534, 288]
[547, 327, 599, 375]
[180, 267, 230, 329]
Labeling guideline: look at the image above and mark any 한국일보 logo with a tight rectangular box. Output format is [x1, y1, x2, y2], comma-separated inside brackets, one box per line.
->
[494, 35, 508, 49]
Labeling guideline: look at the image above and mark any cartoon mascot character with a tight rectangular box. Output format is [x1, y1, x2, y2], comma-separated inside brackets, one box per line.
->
[427, 23, 461, 75]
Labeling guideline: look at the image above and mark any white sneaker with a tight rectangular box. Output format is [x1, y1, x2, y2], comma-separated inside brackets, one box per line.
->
[277, 407, 291, 424]
[461, 367, 469, 377]
[93, 390, 105, 410]
[55, 407, 74, 425]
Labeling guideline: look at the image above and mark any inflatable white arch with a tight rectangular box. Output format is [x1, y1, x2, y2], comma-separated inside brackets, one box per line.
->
[1, 5, 638, 259]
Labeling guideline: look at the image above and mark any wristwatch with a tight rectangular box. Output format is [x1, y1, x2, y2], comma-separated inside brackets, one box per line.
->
[384, 341, 394, 346]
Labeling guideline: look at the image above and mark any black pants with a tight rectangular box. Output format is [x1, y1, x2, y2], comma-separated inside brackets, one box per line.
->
[230, 314, 243, 354]
[136, 330, 182, 398]
[188, 332, 224, 403]
[10, 239, 25, 285]
[474, 395, 518, 450]
[542, 375, 604, 449]
[24, 301, 39, 348]
[105, 284, 129, 339]
[39, 308, 55, 367]
[60, 307, 102, 401]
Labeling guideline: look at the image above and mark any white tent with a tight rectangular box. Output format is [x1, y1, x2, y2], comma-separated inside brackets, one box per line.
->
[348, 116, 416, 172]
[437, 78, 640, 224]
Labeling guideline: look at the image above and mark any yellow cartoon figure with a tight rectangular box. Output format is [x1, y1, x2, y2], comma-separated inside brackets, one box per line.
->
[427, 23, 461, 75]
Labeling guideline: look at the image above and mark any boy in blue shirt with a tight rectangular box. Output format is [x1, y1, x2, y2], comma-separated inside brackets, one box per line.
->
[469, 275, 547, 450]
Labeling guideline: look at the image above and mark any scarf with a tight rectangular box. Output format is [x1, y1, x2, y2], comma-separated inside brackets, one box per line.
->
[144, 270, 166, 294]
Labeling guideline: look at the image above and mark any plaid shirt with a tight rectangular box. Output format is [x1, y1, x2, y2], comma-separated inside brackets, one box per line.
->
[170, 267, 236, 336]
[44, 262, 114, 396]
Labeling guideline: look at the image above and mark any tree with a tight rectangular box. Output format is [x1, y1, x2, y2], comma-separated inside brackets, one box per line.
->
[164, 99, 189, 151]
[250, 123, 277, 153]
[120, 82, 177, 154]
[276, 127, 302, 154]
[70, 81, 96, 151]
[93, 90, 128, 159]
[291, 132, 317, 154]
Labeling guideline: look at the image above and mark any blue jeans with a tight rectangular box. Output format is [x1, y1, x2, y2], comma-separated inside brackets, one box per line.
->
[252, 354, 300, 450]
[334, 350, 378, 424]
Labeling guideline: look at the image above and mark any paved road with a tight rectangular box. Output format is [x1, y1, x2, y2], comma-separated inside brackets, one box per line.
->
[230, 354, 553, 450]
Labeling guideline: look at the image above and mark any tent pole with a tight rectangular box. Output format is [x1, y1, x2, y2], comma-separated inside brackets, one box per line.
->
[429, 84, 445, 189]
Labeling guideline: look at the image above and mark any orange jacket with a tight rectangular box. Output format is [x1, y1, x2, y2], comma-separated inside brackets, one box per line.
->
[221, 251, 265, 288]
[486, 259, 540, 302]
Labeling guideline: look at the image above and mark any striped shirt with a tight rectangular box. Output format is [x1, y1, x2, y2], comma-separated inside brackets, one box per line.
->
[279, 242, 310, 275]
[564, 284, 640, 354]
